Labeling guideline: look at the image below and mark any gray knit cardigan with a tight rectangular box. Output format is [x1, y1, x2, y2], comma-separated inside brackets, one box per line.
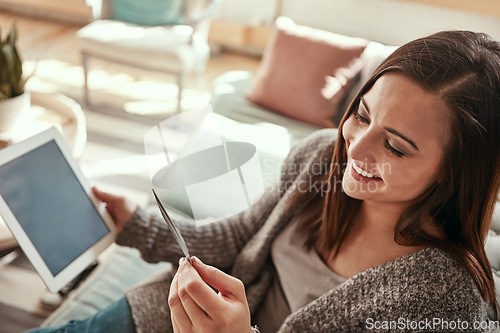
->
[116, 129, 489, 332]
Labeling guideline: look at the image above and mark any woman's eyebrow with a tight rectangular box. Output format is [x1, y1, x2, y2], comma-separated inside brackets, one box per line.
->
[385, 127, 419, 151]
[360, 97, 419, 151]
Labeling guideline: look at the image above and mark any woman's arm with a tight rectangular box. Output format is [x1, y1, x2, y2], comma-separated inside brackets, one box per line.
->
[114, 185, 281, 271]
[100, 129, 336, 270]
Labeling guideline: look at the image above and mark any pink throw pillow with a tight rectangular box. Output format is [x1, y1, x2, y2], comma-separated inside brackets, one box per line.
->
[247, 17, 368, 128]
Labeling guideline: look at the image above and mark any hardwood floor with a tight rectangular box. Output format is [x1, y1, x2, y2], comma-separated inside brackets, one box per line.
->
[0, 10, 261, 332]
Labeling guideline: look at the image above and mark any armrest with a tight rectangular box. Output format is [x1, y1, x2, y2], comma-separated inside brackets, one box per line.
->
[188, 0, 221, 25]
[186, 0, 221, 41]
[84, 0, 112, 20]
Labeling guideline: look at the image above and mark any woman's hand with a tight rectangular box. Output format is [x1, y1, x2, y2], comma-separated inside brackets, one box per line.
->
[169, 256, 252, 333]
[92, 187, 137, 232]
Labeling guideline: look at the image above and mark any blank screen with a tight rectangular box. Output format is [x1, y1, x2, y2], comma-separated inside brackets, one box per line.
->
[0, 140, 109, 275]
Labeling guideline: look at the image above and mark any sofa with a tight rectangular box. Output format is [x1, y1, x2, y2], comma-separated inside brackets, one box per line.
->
[42, 17, 500, 327]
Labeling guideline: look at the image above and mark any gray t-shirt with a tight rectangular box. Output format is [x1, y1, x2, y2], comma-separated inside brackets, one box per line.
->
[254, 219, 346, 332]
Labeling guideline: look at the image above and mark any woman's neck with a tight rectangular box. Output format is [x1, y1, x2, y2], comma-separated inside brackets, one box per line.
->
[355, 200, 408, 233]
[355, 200, 444, 240]
[320, 200, 426, 279]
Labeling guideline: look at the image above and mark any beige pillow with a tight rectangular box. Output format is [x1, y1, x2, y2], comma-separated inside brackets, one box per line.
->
[247, 17, 368, 128]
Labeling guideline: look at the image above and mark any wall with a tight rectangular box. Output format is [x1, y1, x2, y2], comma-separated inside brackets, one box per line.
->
[211, 0, 500, 53]
[2, 0, 499, 52]
[0, 0, 91, 24]
[399, 0, 500, 18]
[280, 0, 500, 45]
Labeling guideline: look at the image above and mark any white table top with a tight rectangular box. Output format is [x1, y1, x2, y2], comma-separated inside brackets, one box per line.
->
[0, 91, 87, 159]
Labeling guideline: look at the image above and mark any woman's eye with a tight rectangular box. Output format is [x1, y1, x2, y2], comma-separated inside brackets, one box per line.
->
[353, 109, 369, 124]
[384, 139, 406, 158]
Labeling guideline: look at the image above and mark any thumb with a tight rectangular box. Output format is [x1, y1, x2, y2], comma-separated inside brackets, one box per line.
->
[191, 256, 246, 301]
[92, 187, 122, 204]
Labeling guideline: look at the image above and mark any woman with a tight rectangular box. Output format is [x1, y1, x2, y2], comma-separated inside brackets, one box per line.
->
[33, 30, 500, 332]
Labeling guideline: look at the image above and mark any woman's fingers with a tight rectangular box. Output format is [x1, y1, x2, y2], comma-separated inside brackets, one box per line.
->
[169, 268, 192, 332]
[92, 187, 120, 202]
[91, 187, 136, 231]
[177, 258, 222, 314]
[191, 256, 247, 301]
[182, 257, 251, 324]
[170, 258, 252, 333]
[172, 317, 180, 333]
[176, 258, 226, 316]
[177, 260, 211, 326]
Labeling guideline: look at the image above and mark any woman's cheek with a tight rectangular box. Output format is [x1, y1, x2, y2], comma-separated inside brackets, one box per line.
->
[379, 161, 395, 182]
[342, 116, 356, 144]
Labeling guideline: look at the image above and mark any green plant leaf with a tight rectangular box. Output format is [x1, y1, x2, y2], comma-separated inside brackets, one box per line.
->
[0, 83, 11, 98]
[11, 48, 23, 96]
[0, 47, 10, 87]
[2, 45, 20, 96]
[6, 22, 17, 47]
[0, 21, 25, 98]
[18, 76, 28, 93]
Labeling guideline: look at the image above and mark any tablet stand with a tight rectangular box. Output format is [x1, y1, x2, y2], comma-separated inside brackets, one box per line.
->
[58, 260, 99, 297]
[0, 247, 20, 266]
[40, 261, 100, 311]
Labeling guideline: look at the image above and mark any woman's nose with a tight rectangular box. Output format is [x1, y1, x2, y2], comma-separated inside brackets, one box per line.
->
[347, 126, 377, 162]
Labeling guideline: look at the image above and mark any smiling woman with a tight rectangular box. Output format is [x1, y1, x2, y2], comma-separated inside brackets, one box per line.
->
[294, 29, 500, 323]
[28, 30, 500, 333]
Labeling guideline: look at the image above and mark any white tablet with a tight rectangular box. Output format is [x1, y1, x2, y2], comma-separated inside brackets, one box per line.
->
[0, 127, 117, 292]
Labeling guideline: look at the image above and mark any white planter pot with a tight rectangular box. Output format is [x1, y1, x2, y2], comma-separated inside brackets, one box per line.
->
[0, 92, 30, 132]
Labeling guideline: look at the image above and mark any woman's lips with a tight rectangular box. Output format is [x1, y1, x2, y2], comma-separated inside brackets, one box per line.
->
[351, 164, 383, 183]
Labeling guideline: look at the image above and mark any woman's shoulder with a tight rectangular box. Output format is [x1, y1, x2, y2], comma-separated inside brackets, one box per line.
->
[282, 129, 338, 168]
[379, 247, 482, 297]
[290, 129, 338, 157]
[282, 247, 490, 331]
[278, 129, 337, 185]
[368, 247, 488, 318]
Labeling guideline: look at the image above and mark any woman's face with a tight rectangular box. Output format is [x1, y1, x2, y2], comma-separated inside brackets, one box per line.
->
[341, 73, 450, 206]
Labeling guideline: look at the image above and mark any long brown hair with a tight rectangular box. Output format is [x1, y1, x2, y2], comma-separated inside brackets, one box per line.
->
[293, 30, 500, 316]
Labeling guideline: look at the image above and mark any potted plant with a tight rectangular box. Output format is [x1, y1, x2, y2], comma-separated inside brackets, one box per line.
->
[0, 22, 30, 132]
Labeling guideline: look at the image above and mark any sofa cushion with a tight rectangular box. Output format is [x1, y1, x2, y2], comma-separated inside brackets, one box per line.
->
[247, 16, 368, 128]
[77, 20, 210, 73]
[211, 71, 320, 142]
[111, 0, 185, 26]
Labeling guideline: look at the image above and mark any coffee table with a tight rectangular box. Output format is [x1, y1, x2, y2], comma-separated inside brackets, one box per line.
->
[0, 91, 87, 159]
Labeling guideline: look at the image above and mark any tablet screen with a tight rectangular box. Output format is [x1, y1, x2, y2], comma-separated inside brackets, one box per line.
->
[0, 140, 109, 276]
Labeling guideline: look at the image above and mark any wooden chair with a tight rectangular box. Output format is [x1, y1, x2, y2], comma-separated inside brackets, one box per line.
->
[77, 0, 219, 114]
